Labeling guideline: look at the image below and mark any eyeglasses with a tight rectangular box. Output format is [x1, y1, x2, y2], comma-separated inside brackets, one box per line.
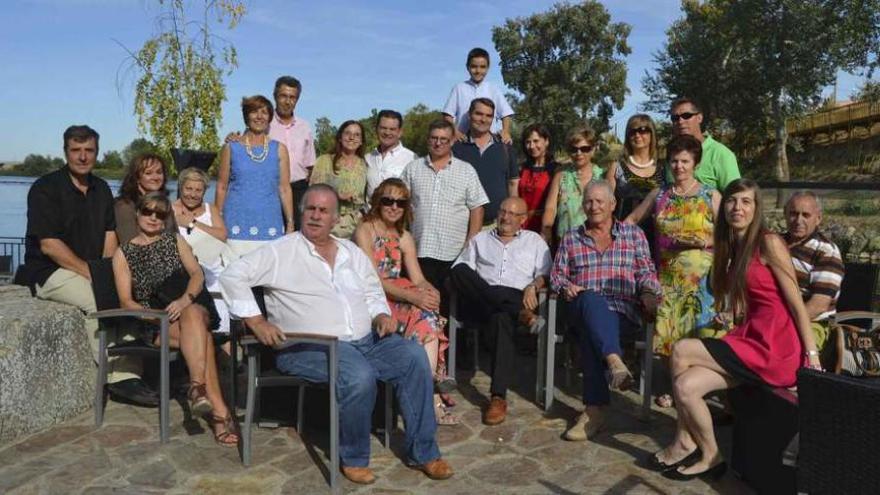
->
[671, 112, 700, 123]
[429, 136, 451, 144]
[138, 207, 169, 220]
[379, 197, 409, 208]
[499, 209, 526, 217]
[569, 145, 594, 154]
[628, 126, 652, 135]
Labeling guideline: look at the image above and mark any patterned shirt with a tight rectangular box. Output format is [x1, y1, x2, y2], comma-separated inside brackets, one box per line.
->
[785, 230, 845, 321]
[551, 221, 661, 324]
[400, 156, 489, 261]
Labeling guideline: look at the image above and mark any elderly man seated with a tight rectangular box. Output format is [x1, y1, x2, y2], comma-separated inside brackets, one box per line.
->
[551, 180, 661, 441]
[220, 184, 452, 485]
[783, 191, 844, 351]
[449, 197, 552, 425]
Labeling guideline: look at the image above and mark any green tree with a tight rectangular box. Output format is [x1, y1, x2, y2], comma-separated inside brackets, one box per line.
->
[121, 0, 246, 161]
[853, 81, 880, 103]
[314, 117, 337, 156]
[17, 155, 63, 176]
[643, 0, 880, 192]
[122, 137, 158, 167]
[492, 1, 631, 151]
[400, 104, 443, 157]
[98, 150, 124, 170]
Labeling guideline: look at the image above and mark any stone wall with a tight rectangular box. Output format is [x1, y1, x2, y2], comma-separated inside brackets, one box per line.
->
[0, 285, 93, 446]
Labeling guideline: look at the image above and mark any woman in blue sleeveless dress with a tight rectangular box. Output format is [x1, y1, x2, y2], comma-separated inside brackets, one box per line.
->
[215, 95, 294, 256]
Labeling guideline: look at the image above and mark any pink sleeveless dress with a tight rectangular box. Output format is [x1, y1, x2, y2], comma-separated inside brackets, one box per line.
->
[721, 253, 806, 387]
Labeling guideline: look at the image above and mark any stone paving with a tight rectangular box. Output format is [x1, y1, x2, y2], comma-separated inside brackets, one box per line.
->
[0, 362, 753, 494]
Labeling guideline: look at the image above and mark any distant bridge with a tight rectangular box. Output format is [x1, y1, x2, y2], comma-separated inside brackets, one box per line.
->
[787, 100, 880, 139]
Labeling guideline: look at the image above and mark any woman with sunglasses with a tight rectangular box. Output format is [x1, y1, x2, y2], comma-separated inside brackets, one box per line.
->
[541, 126, 604, 243]
[606, 115, 664, 243]
[650, 179, 818, 481]
[626, 135, 720, 408]
[112, 192, 238, 447]
[518, 123, 557, 233]
[115, 153, 176, 245]
[353, 178, 459, 426]
[310, 120, 368, 239]
[215, 95, 294, 257]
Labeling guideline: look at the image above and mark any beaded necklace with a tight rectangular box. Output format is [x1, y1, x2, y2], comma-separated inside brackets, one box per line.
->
[244, 133, 269, 163]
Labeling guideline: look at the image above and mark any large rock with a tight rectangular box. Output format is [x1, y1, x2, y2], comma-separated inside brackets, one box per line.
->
[0, 285, 93, 446]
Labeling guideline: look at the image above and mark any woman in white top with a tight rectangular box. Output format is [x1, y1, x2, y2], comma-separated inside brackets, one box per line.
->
[172, 167, 231, 335]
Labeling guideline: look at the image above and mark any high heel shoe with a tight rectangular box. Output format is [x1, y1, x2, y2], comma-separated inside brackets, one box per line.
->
[662, 461, 727, 481]
[645, 448, 701, 472]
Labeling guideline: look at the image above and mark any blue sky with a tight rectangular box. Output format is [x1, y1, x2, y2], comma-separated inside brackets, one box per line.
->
[0, 0, 867, 162]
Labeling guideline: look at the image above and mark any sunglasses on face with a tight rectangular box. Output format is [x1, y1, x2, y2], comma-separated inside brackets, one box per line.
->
[138, 207, 169, 220]
[628, 126, 652, 135]
[569, 145, 594, 154]
[379, 197, 408, 208]
[671, 112, 700, 123]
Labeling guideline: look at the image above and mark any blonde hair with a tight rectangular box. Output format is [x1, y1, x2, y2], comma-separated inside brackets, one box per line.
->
[177, 167, 210, 197]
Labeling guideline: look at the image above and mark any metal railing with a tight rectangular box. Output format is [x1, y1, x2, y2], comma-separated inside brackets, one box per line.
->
[0, 236, 25, 280]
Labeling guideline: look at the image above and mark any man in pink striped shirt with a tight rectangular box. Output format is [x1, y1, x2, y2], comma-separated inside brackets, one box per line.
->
[269, 76, 316, 229]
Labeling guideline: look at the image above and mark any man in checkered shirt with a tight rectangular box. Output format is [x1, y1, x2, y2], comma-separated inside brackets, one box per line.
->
[400, 119, 489, 315]
[550, 180, 661, 442]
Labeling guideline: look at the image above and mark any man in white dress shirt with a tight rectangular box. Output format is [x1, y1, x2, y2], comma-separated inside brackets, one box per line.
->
[365, 109, 416, 199]
[220, 184, 452, 484]
[449, 197, 551, 425]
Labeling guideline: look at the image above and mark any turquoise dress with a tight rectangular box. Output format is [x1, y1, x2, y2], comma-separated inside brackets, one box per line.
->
[223, 140, 284, 242]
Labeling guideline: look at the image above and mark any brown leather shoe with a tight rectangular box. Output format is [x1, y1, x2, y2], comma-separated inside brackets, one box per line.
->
[414, 458, 454, 480]
[483, 396, 508, 425]
[341, 466, 376, 484]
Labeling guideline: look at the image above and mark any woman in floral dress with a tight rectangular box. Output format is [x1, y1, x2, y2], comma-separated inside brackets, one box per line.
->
[627, 135, 720, 407]
[353, 178, 459, 425]
[310, 120, 368, 239]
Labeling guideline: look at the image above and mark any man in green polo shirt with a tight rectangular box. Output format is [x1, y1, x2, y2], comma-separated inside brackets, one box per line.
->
[668, 97, 740, 190]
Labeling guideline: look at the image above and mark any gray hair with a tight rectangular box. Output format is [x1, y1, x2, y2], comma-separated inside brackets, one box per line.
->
[582, 179, 615, 203]
[784, 190, 823, 214]
[177, 167, 210, 197]
[300, 183, 340, 216]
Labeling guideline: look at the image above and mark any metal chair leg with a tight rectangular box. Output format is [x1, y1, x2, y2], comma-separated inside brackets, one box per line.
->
[296, 385, 305, 433]
[243, 350, 257, 467]
[159, 317, 170, 444]
[94, 329, 108, 427]
[448, 296, 458, 382]
[383, 382, 392, 449]
[640, 323, 654, 421]
[328, 344, 339, 492]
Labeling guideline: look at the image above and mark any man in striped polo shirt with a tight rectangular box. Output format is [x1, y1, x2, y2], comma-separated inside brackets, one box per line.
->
[783, 191, 845, 351]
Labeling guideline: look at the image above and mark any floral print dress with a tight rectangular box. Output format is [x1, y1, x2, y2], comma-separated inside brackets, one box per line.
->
[652, 184, 716, 355]
[372, 233, 449, 375]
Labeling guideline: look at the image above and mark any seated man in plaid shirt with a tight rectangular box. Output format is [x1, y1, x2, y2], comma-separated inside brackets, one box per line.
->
[550, 180, 661, 442]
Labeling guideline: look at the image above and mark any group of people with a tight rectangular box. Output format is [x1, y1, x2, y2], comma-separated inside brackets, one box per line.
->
[18, 46, 846, 485]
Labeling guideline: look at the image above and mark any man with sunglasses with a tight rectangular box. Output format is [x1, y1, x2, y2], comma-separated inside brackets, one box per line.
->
[449, 197, 551, 425]
[18, 126, 159, 407]
[669, 97, 740, 191]
[452, 98, 519, 230]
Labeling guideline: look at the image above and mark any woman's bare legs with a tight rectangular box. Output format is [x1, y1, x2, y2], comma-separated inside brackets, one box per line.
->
[656, 338, 735, 472]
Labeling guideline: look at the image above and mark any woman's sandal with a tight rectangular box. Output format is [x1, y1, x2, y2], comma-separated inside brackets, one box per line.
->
[439, 392, 456, 408]
[654, 393, 674, 408]
[208, 414, 240, 447]
[188, 382, 213, 416]
[435, 402, 461, 426]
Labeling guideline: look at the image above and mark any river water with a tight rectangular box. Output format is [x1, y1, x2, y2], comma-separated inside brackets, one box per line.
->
[0, 175, 217, 238]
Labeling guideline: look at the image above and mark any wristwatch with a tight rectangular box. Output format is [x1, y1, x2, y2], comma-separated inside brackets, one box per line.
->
[186, 220, 196, 234]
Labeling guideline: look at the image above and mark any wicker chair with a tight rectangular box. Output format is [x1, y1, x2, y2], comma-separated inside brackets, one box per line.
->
[797, 368, 880, 495]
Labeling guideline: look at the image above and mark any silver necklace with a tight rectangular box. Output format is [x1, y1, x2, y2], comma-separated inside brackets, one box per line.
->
[672, 180, 699, 196]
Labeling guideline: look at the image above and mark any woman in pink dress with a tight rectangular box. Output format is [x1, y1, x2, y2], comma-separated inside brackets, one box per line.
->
[353, 178, 459, 425]
[650, 178, 821, 481]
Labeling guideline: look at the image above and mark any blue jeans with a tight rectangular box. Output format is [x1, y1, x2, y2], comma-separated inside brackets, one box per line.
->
[568, 291, 637, 406]
[275, 331, 440, 467]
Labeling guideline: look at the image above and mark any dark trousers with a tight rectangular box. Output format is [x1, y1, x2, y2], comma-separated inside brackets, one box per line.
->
[449, 264, 523, 398]
[418, 257, 454, 317]
[291, 179, 309, 231]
